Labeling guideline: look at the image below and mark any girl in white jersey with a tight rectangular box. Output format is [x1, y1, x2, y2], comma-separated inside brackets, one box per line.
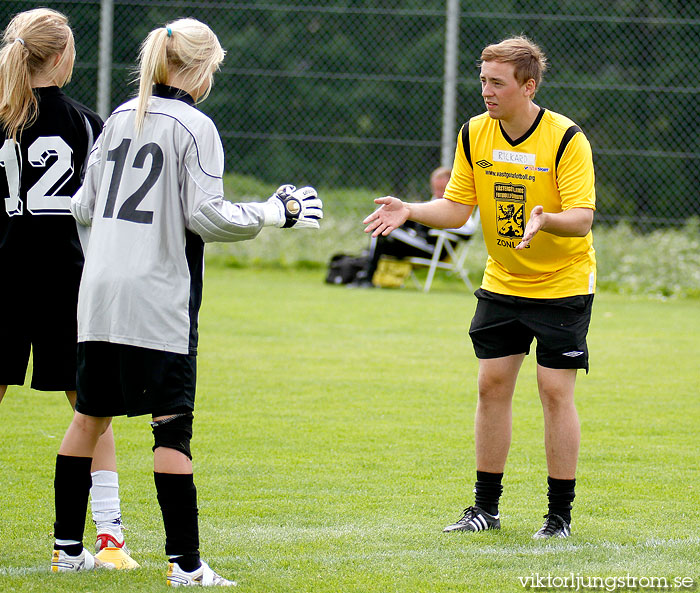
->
[51, 18, 322, 585]
[0, 8, 129, 562]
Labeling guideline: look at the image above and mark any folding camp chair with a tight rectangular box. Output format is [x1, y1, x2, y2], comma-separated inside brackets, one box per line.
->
[407, 209, 479, 292]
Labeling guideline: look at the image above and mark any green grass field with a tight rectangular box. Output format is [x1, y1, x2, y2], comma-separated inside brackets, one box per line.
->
[0, 267, 698, 592]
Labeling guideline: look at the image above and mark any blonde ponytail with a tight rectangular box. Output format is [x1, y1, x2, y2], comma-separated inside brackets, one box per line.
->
[0, 40, 34, 139]
[134, 19, 225, 134]
[134, 28, 170, 135]
[0, 8, 75, 140]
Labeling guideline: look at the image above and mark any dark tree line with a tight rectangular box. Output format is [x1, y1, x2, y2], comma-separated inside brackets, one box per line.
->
[2, 0, 697, 223]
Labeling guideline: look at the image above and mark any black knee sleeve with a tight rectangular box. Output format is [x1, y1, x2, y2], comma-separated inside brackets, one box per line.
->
[151, 412, 194, 460]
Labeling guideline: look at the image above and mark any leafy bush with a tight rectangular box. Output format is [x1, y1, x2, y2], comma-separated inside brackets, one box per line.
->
[594, 219, 700, 298]
[210, 174, 387, 268]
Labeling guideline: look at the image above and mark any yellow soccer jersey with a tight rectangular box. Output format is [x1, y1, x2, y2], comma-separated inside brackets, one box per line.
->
[444, 108, 596, 298]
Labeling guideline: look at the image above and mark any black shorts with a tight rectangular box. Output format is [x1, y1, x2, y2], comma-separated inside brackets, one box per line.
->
[75, 341, 197, 417]
[469, 288, 594, 371]
[0, 267, 80, 391]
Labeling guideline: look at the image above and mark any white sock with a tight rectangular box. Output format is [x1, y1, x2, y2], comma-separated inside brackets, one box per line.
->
[90, 470, 123, 536]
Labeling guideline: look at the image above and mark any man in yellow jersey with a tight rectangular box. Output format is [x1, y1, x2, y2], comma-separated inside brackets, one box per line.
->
[364, 36, 595, 539]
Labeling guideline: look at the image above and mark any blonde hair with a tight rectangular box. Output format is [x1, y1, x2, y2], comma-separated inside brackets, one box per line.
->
[480, 36, 547, 95]
[0, 8, 75, 140]
[134, 18, 225, 134]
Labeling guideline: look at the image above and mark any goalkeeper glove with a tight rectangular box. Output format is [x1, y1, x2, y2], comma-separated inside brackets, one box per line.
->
[266, 185, 323, 229]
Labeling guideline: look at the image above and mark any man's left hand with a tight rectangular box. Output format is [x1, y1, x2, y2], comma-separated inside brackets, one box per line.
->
[516, 205, 545, 249]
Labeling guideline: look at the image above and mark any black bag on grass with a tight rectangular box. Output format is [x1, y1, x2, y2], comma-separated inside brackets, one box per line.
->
[325, 253, 367, 285]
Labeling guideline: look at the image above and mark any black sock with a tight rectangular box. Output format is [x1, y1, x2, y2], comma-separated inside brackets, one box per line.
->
[474, 471, 503, 516]
[54, 454, 92, 544]
[154, 472, 200, 570]
[547, 477, 576, 524]
[169, 554, 201, 572]
[53, 542, 84, 556]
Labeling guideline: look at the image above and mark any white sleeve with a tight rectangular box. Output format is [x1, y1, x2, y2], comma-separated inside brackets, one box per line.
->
[191, 197, 278, 243]
[70, 134, 103, 227]
[182, 119, 282, 243]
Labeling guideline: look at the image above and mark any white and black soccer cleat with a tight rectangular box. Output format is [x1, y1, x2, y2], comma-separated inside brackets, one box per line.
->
[51, 547, 107, 572]
[532, 513, 571, 539]
[166, 560, 236, 587]
[443, 506, 501, 532]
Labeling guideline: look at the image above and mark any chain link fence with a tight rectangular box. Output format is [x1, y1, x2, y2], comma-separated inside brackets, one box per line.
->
[3, 1, 699, 235]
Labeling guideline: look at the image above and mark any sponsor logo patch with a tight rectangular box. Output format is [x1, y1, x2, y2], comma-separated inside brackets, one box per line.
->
[495, 182, 526, 239]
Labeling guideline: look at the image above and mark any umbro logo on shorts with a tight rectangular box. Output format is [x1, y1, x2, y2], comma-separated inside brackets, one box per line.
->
[562, 351, 584, 357]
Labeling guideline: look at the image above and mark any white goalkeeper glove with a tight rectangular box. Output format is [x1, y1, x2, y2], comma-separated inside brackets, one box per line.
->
[265, 184, 323, 229]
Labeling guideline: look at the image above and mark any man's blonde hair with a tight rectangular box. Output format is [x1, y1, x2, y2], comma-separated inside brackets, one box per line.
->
[0, 8, 75, 139]
[134, 18, 225, 134]
[480, 36, 547, 95]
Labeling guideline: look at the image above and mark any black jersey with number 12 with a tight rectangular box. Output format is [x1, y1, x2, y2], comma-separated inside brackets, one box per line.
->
[0, 86, 103, 284]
